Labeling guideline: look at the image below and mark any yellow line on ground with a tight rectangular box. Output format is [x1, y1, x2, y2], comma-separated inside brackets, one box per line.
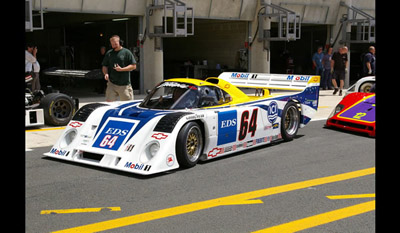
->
[252, 200, 375, 233]
[26, 126, 66, 132]
[52, 167, 375, 233]
[41, 207, 121, 215]
[326, 193, 375, 200]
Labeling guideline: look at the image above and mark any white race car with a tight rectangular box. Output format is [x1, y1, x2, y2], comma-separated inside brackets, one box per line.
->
[44, 72, 320, 175]
[347, 76, 375, 93]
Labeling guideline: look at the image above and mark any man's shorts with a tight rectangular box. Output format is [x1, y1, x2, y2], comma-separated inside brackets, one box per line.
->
[333, 70, 345, 81]
[106, 81, 134, 101]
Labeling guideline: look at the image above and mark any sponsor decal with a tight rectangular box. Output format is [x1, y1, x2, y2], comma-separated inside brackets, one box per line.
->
[186, 114, 205, 120]
[217, 110, 237, 145]
[231, 73, 250, 79]
[124, 162, 151, 171]
[50, 147, 67, 156]
[246, 140, 254, 148]
[166, 154, 174, 166]
[151, 133, 168, 140]
[287, 75, 311, 82]
[159, 82, 189, 89]
[267, 101, 278, 124]
[69, 121, 82, 128]
[125, 144, 135, 152]
[208, 147, 223, 158]
[93, 120, 135, 151]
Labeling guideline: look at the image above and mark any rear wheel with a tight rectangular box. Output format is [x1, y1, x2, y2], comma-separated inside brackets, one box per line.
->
[39, 93, 76, 126]
[176, 122, 203, 168]
[281, 102, 300, 141]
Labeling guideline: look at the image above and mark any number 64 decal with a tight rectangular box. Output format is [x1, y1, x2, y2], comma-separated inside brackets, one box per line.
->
[99, 135, 119, 148]
[238, 108, 258, 141]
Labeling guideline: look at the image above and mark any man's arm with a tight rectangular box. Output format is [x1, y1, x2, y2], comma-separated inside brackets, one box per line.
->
[102, 66, 109, 81]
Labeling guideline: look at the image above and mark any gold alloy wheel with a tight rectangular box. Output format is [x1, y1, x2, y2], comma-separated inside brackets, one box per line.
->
[187, 133, 198, 156]
[284, 105, 299, 136]
[185, 126, 202, 162]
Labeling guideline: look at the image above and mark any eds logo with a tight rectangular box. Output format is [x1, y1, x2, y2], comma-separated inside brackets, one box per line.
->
[217, 110, 237, 145]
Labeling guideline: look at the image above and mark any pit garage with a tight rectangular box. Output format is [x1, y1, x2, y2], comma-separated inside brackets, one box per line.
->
[26, 0, 375, 95]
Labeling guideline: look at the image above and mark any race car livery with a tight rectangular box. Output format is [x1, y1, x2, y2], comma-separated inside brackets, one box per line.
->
[44, 72, 320, 175]
[326, 92, 375, 137]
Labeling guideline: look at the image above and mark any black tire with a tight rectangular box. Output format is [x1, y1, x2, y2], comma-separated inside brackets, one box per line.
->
[281, 102, 301, 141]
[39, 93, 76, 126]
[176, 122, 204, 168]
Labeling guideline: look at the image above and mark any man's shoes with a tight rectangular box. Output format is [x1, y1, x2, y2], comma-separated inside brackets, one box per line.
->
[333, 88, 338, 95]
[339, 90, 342, 96]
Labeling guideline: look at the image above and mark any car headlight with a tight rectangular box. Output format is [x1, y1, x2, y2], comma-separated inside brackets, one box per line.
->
[59, 129, 77, 148]
[148, 142, 160, 157]
[140, 141, 160, 163]
[328, 104, 345, 119]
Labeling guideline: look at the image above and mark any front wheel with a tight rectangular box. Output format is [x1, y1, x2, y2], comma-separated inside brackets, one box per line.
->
[281, 102, 301, 141]
[176, 122, 204, 168]
[359, 82, 374, 93]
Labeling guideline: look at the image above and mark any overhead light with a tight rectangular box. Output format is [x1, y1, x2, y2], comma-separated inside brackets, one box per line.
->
[112, 18, 130, 22]
[84, 21, 94, 24]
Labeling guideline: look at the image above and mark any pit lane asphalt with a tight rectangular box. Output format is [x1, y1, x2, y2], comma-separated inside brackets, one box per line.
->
[25, 120, 375, 233]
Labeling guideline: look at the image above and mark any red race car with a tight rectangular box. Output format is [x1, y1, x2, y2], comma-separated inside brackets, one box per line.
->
[326, 92, 375, 137]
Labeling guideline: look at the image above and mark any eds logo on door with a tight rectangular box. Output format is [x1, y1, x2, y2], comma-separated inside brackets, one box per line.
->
[218, 110, 237, 145]
[93, 119, 136, 151]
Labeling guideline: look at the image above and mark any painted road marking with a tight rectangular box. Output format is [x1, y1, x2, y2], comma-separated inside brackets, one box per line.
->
[41, 207, 121, 215]
[326, 193, 375, 200]
[26, 126, 66, 132]
[52, 167, 374, 233]
[252, 200, 375, 233]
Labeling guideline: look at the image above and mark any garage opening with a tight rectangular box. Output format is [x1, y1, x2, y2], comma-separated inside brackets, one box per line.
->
[163, 19, 248, 80]
[25, 12, 140, 92]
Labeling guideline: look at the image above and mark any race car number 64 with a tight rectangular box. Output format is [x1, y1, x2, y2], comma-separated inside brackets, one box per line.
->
[99, 135, 119, 148]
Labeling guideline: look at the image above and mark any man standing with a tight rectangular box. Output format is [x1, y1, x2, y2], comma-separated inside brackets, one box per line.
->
[25, 43, 41, 91]
[312, 46, 324, 76]
[330, 46, 348, 96]
[102, 35, 136, 101]
[362, 46, 375, 77]
[321, 46, 333, 90]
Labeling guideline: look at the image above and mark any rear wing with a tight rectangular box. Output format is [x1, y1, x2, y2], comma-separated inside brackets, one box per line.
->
[218, 72, 320, 91]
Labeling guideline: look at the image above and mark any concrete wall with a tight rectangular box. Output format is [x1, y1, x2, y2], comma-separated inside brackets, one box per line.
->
[33, 0, 374, 23]
[33, 0, 146, 15]
[31, 0, 375, 91]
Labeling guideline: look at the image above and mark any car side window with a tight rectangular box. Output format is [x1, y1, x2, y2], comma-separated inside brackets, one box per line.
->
[199, 86, 222, 107]
[220, 89, 232, 104]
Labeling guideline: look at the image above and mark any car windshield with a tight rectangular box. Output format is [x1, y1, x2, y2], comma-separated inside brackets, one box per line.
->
[140, 82, 200, 109]
[139, 81, 232, 110]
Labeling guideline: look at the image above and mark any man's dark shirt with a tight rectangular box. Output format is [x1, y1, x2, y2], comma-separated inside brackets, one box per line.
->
[332, 52, 348, 71]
